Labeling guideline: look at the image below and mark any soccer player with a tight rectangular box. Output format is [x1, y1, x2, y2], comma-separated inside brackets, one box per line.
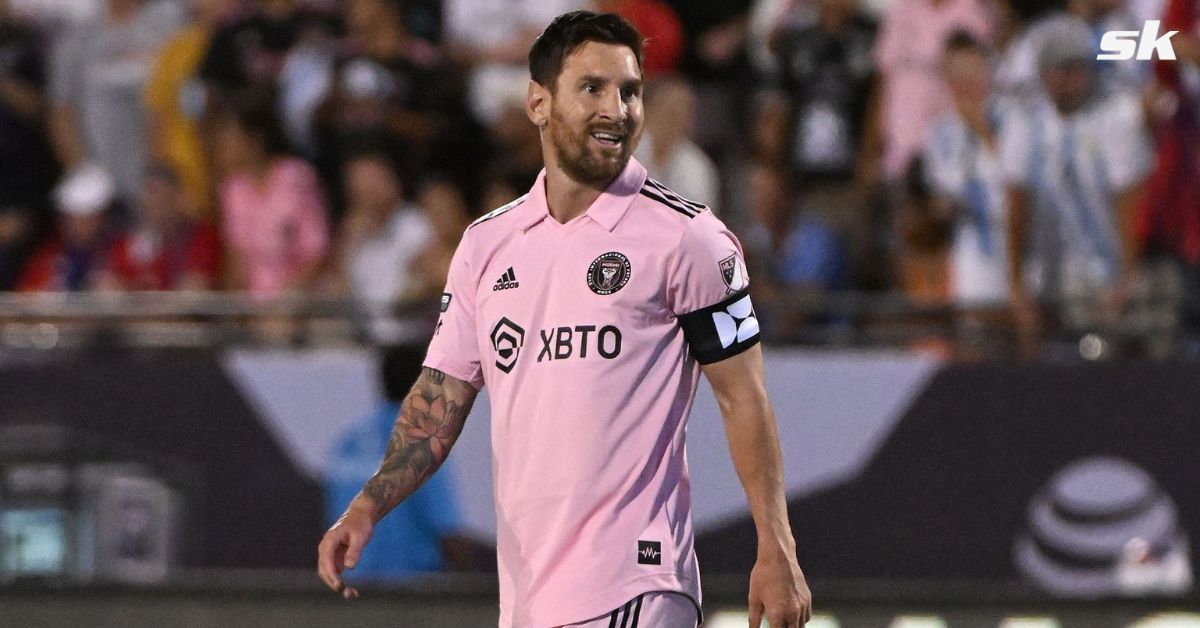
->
[318, 11, 812, 628]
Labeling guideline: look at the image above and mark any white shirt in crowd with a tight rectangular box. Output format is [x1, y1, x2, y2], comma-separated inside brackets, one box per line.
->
[8, 0, 102, 27]
[444, 0, 586, 124]
[347, 206, 434, 344]
[999, 91, 1152, 298]
[923, 109, 1010, 307]
[634, 133, 721, 209]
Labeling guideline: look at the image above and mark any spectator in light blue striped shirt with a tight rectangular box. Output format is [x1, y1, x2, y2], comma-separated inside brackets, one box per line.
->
[923, 31, 1010, 310]
[1000, 15, 1151, 321]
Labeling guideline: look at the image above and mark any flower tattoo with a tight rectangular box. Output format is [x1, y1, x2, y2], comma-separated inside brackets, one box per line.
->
[362, 368, 474, 512]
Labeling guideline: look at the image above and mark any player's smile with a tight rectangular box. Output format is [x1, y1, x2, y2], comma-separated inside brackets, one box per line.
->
[589, 127, 626, 150]
[586, 125, 630, 163]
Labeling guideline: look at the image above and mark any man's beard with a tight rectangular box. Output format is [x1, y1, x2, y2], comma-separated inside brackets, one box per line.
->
[549, 108, 637, 186]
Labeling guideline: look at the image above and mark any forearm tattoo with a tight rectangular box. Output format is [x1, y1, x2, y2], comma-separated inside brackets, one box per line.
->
[362, 367, 473, 512]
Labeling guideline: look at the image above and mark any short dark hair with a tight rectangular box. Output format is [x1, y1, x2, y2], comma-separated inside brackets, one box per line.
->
[528, 11, 644, 91]
[225, 94, 292, 157]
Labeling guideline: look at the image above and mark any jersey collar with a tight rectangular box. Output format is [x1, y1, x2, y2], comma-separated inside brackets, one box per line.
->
[516, 158, 648, 233]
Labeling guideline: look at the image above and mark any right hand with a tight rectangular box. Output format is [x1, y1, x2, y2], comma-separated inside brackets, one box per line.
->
[317, 506, 375, 599]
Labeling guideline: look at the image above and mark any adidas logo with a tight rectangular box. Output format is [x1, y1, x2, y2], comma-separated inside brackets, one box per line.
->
[493, 267, 520, 291]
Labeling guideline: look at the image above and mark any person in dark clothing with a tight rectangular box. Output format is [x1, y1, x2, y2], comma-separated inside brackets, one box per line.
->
[0, 1, 60, 289]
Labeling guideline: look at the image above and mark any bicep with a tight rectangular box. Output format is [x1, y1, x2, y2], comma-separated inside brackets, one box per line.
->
[700, 343, 769, 413]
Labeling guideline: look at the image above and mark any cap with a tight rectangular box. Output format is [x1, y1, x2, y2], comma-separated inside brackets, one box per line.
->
[1038, 15, 1097, 68]
[55, 163, 115, 217]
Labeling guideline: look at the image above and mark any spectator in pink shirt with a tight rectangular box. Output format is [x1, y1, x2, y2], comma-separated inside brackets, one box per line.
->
[216, 100, 330, 295]
[871, 0, 993, 181]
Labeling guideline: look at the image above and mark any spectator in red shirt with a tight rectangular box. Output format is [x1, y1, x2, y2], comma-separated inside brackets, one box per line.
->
[1138, 0, 1200, 272]
[102, 164, 221, 291]
[17, 165, 116, 292]
[593, 0, 684, 76]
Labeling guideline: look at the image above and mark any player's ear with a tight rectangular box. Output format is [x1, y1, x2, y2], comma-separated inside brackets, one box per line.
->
[527, 80, 550, 129]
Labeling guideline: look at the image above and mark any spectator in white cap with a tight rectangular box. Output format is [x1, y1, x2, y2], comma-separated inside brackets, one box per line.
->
[1000, 14, 1153, 328]
[16, 164, 116, 291]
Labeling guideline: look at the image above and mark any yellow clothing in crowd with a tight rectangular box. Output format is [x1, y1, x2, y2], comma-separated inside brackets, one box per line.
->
[143, 24, 213, 217]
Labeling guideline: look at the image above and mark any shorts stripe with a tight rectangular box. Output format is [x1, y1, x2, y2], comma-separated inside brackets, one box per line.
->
[618, 600, 632, 628]
[630, 594, 643, 628]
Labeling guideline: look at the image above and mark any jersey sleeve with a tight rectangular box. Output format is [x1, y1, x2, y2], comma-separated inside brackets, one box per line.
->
[422, 231, 485, 390]
[667, 211, 761, 365]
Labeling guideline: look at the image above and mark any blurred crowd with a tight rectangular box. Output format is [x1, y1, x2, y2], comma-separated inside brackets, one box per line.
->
[1, 0, 1199, 348]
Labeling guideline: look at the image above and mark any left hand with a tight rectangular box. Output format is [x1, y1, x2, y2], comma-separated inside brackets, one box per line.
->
[748, 552, 812, 627]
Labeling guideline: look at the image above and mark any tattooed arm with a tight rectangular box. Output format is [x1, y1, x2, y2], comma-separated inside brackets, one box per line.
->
[317, 367, 478, 597]
[360, 367, 477, 516]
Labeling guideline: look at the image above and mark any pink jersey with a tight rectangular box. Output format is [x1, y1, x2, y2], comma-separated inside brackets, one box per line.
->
[423, 158, 759, 627]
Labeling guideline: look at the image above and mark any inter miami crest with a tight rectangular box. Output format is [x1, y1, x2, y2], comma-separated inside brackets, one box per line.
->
[587, 252, 631, 296]
[719, 253, 749, 294]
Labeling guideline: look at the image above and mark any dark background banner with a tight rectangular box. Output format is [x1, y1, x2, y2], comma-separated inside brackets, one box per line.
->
[2, 350, 1197, 586]
[0, 349, 322, 569]
[699, 361, 1200, 584]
